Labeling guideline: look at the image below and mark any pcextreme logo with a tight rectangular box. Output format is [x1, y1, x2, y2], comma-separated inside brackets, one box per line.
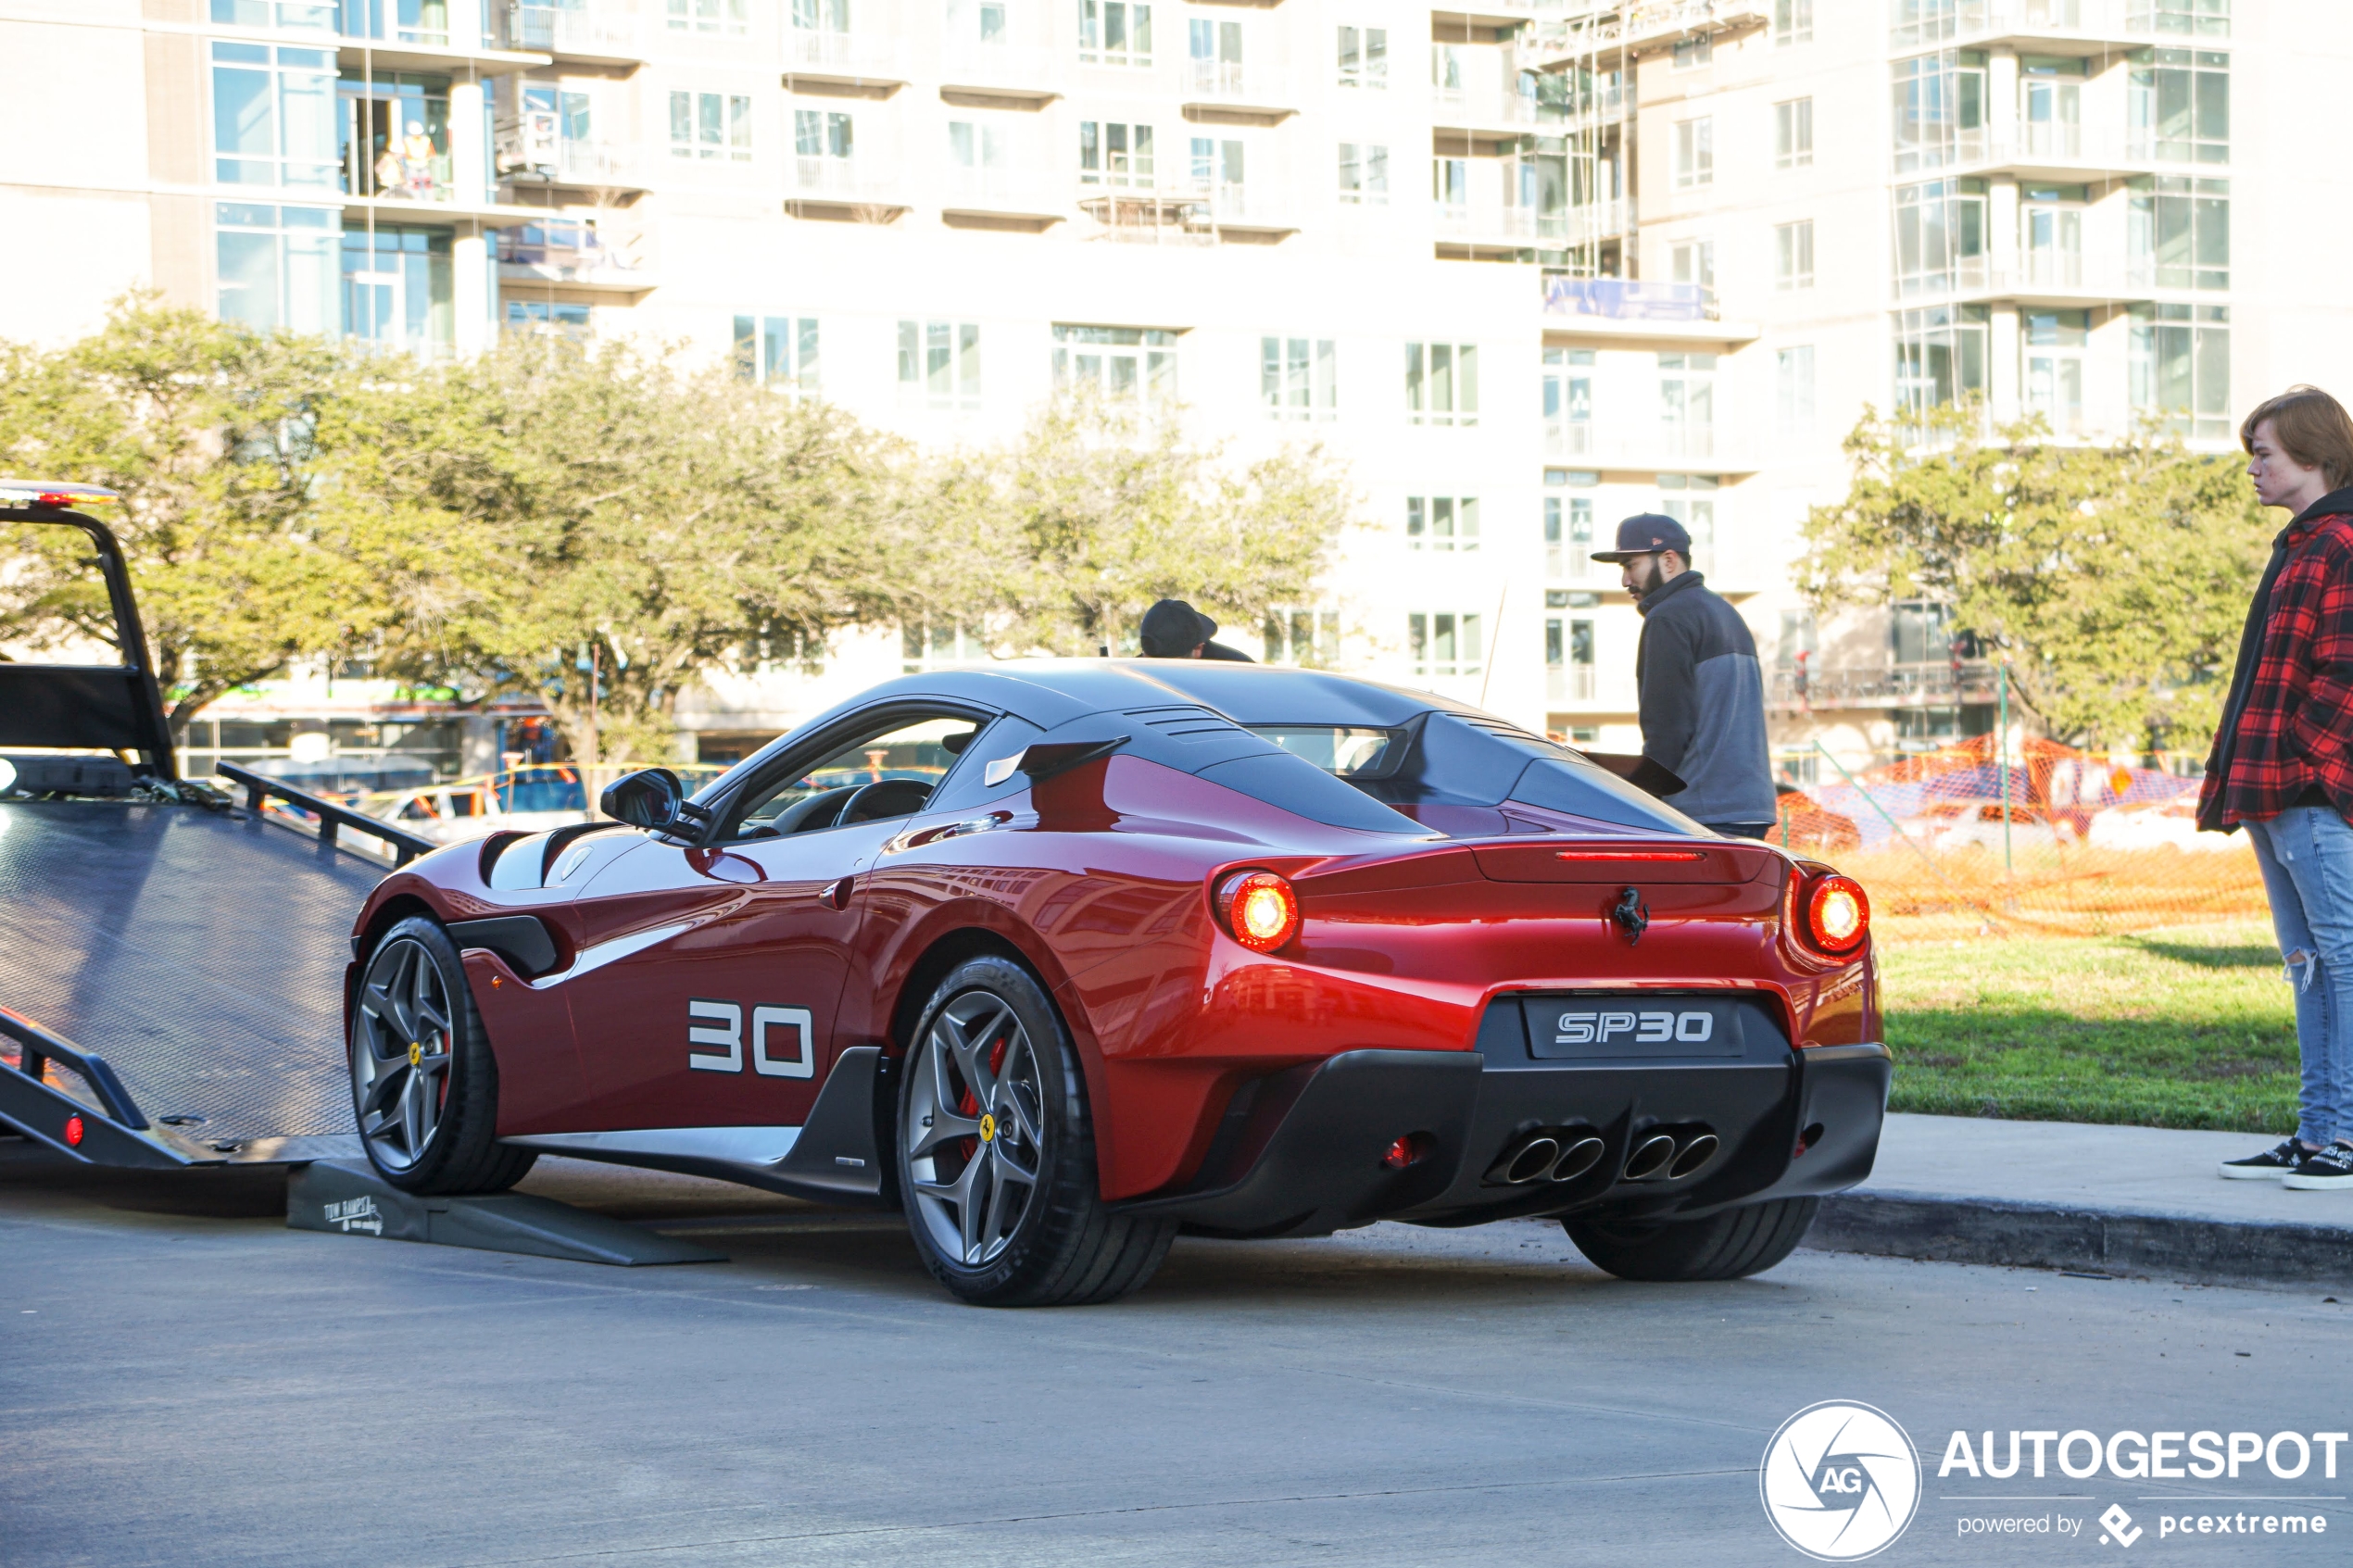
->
[1760, 1400, 1924, 1562]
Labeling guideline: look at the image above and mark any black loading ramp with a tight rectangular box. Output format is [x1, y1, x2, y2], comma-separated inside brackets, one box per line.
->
[0, 798, 393, 1165]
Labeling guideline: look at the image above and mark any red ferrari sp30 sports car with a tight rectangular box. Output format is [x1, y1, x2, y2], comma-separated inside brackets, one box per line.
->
[343, 661, 1887, 1304]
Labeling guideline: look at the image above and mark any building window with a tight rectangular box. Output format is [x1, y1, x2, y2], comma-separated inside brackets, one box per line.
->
[1338, 25, 1387, 88]
[2129, 0, 2232, 39]
[735, 314, 821, 395]
[1670, 238, 1715, 296]
[1078, 0, 1153, 67]
[1775, 345, 1816, 444]
[1673, 118, 1713, 189]
[1262, 336, 1337, 420]
[672, 91, 753, 160]
[2130, 49, 2229, 164]
[1894, 303, 1990, 421]
[669, 0, 751, 32]
[1775, 98, 1814, 169]
[340, 69, 451, 200]
[948, 119, 1008, 181]
[1543, 483, 1596, 582]
[211, 2, 335, 28]
[1052, 324, 1177, 406]
[903, 621, 988, 672]
[1777, 609, 1818, 671]
[1775, 0, 1813, 45]
[899, 320, 981, 411]
[1408, 611, 1482, 678]
[1775, 220, 1815, 290]
[341, 221, 454, 356]
[1079, 120, 1154, 185]
[1892, 49, 1987, 172]
[2021, 183, 2086, 285]
[1338, 142, 1389, 204]
[508, 299, 592, 337]
[1894, 177, 1987, 296]
[1891, 0, 1964, 47]
[2021, 309, 2088, 435]
[1671, 34, 1711, 69]
[2130, 175, 2228, 289]
[1405, 342, 1478, 426]
[1189, 17, 1244, 94]
[1405, 496, 1479, 552]
[1543, 347, 1592, 458]
[1656, 474, 1718, 571]
[2131, 302, 2230, 439]
[215, 202, 338, 333]
[1546, 615, 1595, 702]
[1658, 355, 1716, 459]
[211, 43, 339, 190]
[1189, 135, 1245, 202]
[1263, 609, 1340, 666]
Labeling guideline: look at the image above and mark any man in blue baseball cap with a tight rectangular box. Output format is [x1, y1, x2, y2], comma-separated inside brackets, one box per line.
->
[1592, 513, 1776, 837]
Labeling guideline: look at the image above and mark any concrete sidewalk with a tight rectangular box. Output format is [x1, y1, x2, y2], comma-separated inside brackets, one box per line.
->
[1812, 1112, 2353, 1290]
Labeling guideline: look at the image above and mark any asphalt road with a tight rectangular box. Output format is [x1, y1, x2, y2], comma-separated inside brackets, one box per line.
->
[3, 1143, 2347, 1567]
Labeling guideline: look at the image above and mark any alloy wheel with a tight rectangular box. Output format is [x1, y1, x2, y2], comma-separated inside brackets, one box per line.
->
[351, 936, 455, 1173]
[903, 988, 1046, 1267]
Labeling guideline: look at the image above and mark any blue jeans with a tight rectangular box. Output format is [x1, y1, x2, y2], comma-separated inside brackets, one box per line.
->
[2246, 806, 2353, 1147]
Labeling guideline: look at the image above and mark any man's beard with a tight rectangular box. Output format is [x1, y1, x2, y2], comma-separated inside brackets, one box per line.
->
[1626, 556, 1665, 599]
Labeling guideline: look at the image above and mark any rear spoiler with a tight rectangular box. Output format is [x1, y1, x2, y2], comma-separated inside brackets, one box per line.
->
[0, 497, 178, 780]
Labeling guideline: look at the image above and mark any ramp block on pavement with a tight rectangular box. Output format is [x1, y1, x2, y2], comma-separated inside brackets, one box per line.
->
[287, 1160, 725, 1267]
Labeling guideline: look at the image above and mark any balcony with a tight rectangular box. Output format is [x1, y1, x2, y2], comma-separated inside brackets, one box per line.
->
[1890, 0, 2223, 55]
[494, 2, 647, 64]
[497, 223, 654, 293]
[1545, 274, 1709, 320]
[335, 8, 548, 74]
[1520, 1, 1769, 69]
[1180, 59, 1298, 125]
[1548, 662, 1637, 710]
[941, 168, 1066, 230]
[1076, 179, 1291, 243]
[502, 140, 653, 194]
[1436, 201, 1602, 258]
[1768, 662, 2004, 712]
[939, 44, 1064, 107]
[1542, 415, 1757, 472]
[1898, 122, 2184, 182]
[784, 30, 909, 91]
[785, 157, 911, 220]
[1897, 252, 2197, 307]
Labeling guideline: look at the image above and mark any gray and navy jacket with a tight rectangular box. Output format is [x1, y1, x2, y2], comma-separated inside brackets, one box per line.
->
[1633, 571, 1777, 826]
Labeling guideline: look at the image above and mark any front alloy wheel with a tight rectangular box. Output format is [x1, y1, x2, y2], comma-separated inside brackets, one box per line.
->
[353, 934, 455, 1173]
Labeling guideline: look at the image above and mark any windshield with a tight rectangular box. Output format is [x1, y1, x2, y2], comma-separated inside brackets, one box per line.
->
[1250, 726, 1403, 778]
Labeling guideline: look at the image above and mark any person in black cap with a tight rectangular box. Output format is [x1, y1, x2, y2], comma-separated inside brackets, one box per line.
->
[1139, 598, 1254, 661]
[1592, 513, 1776, 837]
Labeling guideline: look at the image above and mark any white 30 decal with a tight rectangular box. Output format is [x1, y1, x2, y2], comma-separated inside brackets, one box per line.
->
[687, 999, 815, 1078]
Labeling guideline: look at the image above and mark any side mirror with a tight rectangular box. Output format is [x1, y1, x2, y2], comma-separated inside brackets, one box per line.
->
[599, 767, 685, 831]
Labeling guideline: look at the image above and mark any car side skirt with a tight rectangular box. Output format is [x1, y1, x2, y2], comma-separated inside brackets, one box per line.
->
[500, 1046, 891, 1208]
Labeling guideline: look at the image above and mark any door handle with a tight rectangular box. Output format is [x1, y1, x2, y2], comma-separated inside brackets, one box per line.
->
[820, 875, 856, 910]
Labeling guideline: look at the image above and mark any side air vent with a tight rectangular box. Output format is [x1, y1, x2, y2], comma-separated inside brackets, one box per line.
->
[1457, 716, 1550, 748]
[1122, 704, 1247, 741]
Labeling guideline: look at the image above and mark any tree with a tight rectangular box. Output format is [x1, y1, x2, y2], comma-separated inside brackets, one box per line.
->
[1797, 403, 2267, 755]
[938, 398, 1355, 659]
[342, 336, 914, 765]
[0, 298, 402, 738]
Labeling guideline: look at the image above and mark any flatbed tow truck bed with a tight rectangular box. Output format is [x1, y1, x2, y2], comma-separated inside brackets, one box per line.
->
[0, 487, 430, 1169]
[0, 798, 391, 1162]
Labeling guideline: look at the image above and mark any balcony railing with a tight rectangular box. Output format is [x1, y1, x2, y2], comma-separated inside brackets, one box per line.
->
[1439, 201, 1628, 247]
[1544, 273, 1713, 321]
[788, 157, 902, 205]
[1768, 662, 2003, 709]
[939, 43, 1063, 94]
[1183, 58, 1295, 109]
[1896, 123, 2193, 177]
[1895, 252, 2195, 302]
[1546, 664, 1603, 705]
[943, 166, 1063, 213]
[497, 2, 642, 56]
[786, 29, 901, 79]
[1891, 0, 2228, 49]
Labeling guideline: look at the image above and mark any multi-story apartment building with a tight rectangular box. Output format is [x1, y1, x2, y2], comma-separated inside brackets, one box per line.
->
[3, 0, 2347, 779]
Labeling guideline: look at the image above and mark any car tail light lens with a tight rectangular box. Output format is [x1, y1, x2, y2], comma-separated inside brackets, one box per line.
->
[1804, 873, 1870, 956]
[1216, 870, 1301, 953]
[63, 1114, 85, 1147]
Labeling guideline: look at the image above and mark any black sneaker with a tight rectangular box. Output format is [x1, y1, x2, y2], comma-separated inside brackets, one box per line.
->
[2284, 1142, 2353, 1191]
[2220, 1136, 2309, 1180]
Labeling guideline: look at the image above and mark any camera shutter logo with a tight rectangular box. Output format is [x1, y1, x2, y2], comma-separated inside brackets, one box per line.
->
[1759, 1400, 1921, 1561]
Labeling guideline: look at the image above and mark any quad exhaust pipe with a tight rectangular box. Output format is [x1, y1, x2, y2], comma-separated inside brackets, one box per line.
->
[1485, 1125, 1718, 1187]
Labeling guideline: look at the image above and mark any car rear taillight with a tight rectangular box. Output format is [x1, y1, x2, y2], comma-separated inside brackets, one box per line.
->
[1802, 872, 1870, 956]
[1215, 870, 1301, 953]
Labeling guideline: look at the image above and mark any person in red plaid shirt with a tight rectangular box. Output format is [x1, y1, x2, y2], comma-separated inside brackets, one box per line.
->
[2203, 387, 2353, 1191]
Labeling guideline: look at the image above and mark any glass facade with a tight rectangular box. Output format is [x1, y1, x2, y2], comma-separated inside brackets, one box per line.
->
[2131, 303, 2231, 439]
[1894, 304, 1989, 420]
[736, 314, 822, 394]
[1891, 50, 1985, 173]
[1404, 342, 1478, 426]
[1262, 336, 1337, 420]
[2130, 49, 2230, 164]
[216, 203, 339, 333]
[2130, 176, 2229, 290]
[1051, 325, 1176, 406]
[342, 223, 455, 356]
[211, 42, 338, 189]
[1893, 178, 1985, 296]
[339, 69, 452, 200]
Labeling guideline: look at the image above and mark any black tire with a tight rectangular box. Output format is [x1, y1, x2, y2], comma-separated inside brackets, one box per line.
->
[895, 955, 1175, 1307]
[348, 914, 537, 1196]
[1564, 1197, 1820, 1282]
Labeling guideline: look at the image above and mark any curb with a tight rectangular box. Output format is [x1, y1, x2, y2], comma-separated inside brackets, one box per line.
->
[1810, 1189, 2353, 1291]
